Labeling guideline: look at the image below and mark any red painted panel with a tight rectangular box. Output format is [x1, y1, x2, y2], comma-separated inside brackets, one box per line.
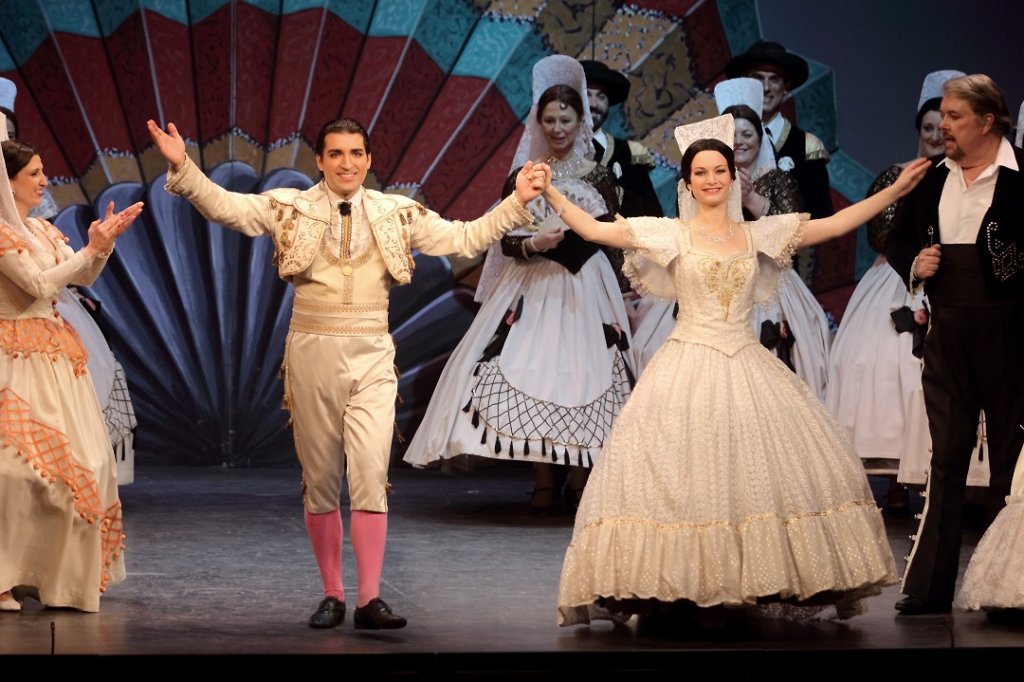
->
[17, 42, 96, 175]
[192, 5, 232, 143]
[368, 41, 443, 182]
[440, 129, 520, 219]
[144, 10, 199, 140]
[391, 76, 487, 184]
[267, 8, 322, 143]
[234, 2, 277, 145]
[682, 0, 729, 86]
[55, 34, 133, 151]
[631, 0, 699, 17]
[300, 17, 365, 147]
[0, 68, 73, 178]
[421, 86, 520, 212]
[104, 11, 160, 150]
[343, 37, 406, 132]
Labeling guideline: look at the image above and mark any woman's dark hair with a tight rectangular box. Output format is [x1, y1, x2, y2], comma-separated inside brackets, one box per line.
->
[722, 104, 763, 141]
[315, 118, 371, 156]
[680, 138, 736, 185]
[915, 97, 942, 131]
[536, 84, 584, 122]
[1, 106, 18, 139]
[2, 138, 38, 178]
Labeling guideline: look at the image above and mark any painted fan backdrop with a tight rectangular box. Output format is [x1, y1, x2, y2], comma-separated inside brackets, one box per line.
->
[0, 0, 876, 465]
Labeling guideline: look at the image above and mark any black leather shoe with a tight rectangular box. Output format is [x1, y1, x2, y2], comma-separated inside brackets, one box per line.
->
[894, 596, 951, 615]
[308, 596, 346, 628]
[353, 598, 407, 630]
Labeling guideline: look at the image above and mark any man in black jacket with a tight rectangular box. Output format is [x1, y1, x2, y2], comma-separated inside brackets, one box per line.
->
[886, 74, 1024, 615]
[580, 60, 663, 218]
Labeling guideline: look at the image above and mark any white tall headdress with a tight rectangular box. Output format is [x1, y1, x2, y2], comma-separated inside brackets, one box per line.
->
[510, 54, 595, 171]
[918, 69, 965, 111]
[1016, 100, 1023, 148]
[714, 77, 777, 174]
[0, 78, 15, 111]
[673, 114, 743, 222]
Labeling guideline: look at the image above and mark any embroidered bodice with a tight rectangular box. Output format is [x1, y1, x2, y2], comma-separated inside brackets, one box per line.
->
[622, 214, 805, 355]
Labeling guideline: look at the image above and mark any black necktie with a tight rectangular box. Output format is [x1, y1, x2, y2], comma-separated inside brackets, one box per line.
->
[338, 202, 352, 258]
[593, 138, 605, 162]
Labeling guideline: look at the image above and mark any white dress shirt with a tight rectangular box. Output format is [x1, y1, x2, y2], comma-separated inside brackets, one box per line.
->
[326, 185, 372, 258]
[938, 137, 1019, 243]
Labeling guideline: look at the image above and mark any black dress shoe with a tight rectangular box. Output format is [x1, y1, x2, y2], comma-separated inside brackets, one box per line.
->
[894, 596, 951, 615]
[309, 596, 346, 628]
[353, 598, 407, 630]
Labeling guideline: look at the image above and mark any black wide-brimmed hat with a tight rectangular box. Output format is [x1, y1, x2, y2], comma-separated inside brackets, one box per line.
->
[580, 60, 631, 105]
[725, 40, 809, 90]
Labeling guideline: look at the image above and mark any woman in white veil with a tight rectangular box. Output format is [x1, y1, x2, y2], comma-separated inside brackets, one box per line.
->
[0, 117, 142, 612]
[404, 55, 637, 516]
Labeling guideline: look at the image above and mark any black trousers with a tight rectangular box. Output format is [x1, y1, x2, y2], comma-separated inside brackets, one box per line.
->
[901, 299, 1024, 603]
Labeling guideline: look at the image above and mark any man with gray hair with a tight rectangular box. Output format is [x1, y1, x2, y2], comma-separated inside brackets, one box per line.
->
[887, 74, 1024, 615]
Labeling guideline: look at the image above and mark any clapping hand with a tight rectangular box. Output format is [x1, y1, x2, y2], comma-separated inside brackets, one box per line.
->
[84, 200, 144, 257]
[146, 119, 187, 171]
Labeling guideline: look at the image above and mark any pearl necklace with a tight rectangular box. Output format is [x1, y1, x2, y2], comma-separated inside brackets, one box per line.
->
[698, 221, 735, 243]
[548, 153, 584, 180]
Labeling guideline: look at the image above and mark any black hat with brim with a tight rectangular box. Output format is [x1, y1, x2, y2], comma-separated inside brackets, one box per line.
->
[580, 60, 631, 105]
[725, 40, 809, 90]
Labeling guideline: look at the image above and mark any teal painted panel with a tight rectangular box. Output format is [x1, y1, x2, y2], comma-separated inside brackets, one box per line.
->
[142, 0, 189, 23]
[94, 0, 140, 35]
[718, 0, 761, 55]
[284, 0, 330, 13]
[368, 0, 425, 36]
[0, 40, 16, 72]
[243, 0, 280, 13]
[492, 30, 548, 119]
[794, 63, 836, 151]
[451, 16, 531, 80]
[190, 0, 230, 23]
[828, 149, 874, 201]
[0, 4, 50, 64]
[652, 165, 679, 218]
[415, 0, 479, 70]
[828, 150, 880, 279]
[326, 0, 375, 31]
[43, 0, 101, 37]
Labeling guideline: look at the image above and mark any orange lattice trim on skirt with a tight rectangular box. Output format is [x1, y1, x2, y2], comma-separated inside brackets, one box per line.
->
[0, 387, 125, 591]
[0, 317, 89, 375]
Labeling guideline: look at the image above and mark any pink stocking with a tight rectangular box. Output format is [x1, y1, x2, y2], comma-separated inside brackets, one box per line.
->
[304, 508, 344, 600]
[349, 510, 387, 607]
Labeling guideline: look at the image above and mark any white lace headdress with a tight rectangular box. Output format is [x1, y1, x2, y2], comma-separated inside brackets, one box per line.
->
[476, 55, 599, 304]
[0, 112, 39, 249]
[918, 69, 965, 111]
[714, 77, 777, 174]
[673, 114, 743, 222]
[510, 54, 595, 171]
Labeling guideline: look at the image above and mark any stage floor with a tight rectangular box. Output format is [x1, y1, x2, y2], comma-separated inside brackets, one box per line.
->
[2, 464, 1022, 672]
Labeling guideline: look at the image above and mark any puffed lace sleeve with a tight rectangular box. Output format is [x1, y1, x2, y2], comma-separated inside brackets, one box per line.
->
[749, 212, 808, 304]
[621, 216, 682, 299]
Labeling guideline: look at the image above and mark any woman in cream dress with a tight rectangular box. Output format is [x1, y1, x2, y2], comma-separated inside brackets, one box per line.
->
[0, 126, 142, 612]
[539, 115, 929, 625]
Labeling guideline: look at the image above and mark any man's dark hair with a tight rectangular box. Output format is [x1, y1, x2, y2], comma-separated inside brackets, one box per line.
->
[315, 118, 371, 156]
